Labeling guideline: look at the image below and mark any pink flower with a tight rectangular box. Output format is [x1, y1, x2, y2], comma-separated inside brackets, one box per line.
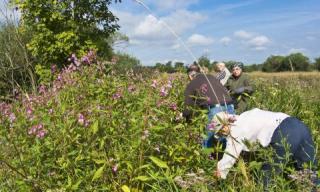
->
[207, 122, 217, 131]
[9, 113, 16, 123]
[128, 85, 135, 93]
[112, 164, 118, 174]
[78, 113, 85, 125]
[36, 130, 47, 138]
[160, 86, 168, 97]
[38, 85, 46, 95]
[169, 103, 177, 111]
[228, 115, 237, 123]
[151, 80, 158, 88]
[112, 92, 122, 100]
[26, 107, 33, 115]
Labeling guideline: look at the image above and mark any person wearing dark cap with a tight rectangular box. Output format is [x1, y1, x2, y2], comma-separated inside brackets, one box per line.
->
[225, 62, 254, 114]
[183, 63, 235, 148]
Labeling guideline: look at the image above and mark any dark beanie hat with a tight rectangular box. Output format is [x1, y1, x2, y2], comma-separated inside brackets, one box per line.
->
[231, 62, 244, 69]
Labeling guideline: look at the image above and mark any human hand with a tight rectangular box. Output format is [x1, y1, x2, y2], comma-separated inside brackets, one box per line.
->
[214, 169, 221, 178]
[234, 87, 245, 94]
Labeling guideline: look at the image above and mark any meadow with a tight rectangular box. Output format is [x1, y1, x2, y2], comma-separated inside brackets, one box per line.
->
[1, 58, 319, 191]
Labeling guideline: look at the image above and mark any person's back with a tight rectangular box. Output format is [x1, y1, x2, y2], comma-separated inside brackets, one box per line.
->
[184, 73, 232, 108]
[231, 108, 289, 147]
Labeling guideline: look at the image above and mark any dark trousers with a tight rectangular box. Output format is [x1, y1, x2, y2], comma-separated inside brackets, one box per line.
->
[262, 117, 318, 189]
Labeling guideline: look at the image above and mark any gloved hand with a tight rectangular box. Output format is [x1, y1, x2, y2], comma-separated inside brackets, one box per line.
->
[234, 87, 245, 94]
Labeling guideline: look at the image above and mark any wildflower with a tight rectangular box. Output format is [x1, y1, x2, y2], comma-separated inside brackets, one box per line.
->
[9, 113, 16, 123]
[51, 64, 57, 74]
[28, 126, 37, 135]
[151, 80, 158, 88]
[166, 81, 173, 89]
[207, 121, 217, 131]
[128, 85, 135, 93]
[112, 164, 118, 174]
[78, 113, 85, 125]
[48, 108, 53, 114]
[228, 115, 237, 123]
[169, 103, 177, 111]
[26, 107, 33, 116]
[36, 130, 47, 139]
[160, 86, 168, 97]
[112, 92, 122, 100]
[38, 85, 46, 95]
[28, 124, 47, 139]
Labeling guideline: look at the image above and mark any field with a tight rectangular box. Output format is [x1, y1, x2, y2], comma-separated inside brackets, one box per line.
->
[1, 61, 319, 191]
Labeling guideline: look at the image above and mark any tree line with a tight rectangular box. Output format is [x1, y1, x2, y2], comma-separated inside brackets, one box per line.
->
[152, 53, 320, 73]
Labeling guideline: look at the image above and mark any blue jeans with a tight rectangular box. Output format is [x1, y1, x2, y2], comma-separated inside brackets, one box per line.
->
[202, 104, 235, 148]
[262, 117, 318, 189]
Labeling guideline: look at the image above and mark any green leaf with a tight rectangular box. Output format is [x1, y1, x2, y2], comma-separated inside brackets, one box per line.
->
[133, 176, 150, 181]
[121, 185, 131, 192]
[91, 121, 99, 134]
[71, 180, 82, 190]
[149, 156, 169, 169]
[92, 165, 105, 181]
[93, 159, 107, 165]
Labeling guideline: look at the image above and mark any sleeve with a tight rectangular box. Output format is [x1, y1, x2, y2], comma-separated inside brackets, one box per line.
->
[243, 76, 254, 94]
[217, 137, 244, 179]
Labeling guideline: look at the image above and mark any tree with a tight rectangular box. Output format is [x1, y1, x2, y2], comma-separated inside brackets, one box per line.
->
[13, 0, 121, 68]
[114, 52, 140, 71]
[315, 57, 320, 71]
[262, 55, 285, 72]
[198, 55, 211, 71]
[282, 53, 310, 71]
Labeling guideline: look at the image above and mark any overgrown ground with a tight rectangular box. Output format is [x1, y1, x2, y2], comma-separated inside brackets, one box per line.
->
[1, 62, 319, 191]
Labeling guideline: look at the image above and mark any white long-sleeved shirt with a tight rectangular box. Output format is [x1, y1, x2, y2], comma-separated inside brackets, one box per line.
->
[217, 108, 290, 179]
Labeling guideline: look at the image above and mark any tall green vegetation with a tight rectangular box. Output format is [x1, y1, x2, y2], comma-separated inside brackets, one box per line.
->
[13, 0, 122, 68]
[0, 22, 35, 97]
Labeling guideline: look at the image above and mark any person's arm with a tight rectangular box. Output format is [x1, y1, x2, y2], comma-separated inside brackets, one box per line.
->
[217, 137, 244, 179]
[233, 76, 253, 95]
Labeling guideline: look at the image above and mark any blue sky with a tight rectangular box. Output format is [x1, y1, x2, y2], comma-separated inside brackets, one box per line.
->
[111, 0, 320, 65]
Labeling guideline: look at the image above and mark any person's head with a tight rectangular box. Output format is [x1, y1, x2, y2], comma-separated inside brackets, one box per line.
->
[216, 62, 226, 72]
[187, 63, 200, 80]
[231, 62, 244, 77]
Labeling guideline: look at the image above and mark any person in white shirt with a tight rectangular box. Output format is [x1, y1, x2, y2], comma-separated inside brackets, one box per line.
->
[215, 62, 231, 86]
[211, 108, 318, 190]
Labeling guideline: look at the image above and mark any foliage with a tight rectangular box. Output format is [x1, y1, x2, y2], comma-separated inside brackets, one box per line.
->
[112, 52, 141, 74]
[1, 55, 319, 191]
[0, 22, 35, 98]
[314, 57, 320, 71]
[262, 53, 312, 72]
[198, 55, 212, 71]
[13, 0, 122, 68]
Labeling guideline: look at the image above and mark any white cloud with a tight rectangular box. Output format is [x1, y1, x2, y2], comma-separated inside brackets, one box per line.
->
[220, 37, 232, 46]
[133, 15, 171, 40]
[126, 10, 206, 42]
[163, 10, 206, 34]
[248, 35, 271, 47]
[187, 34, 214, 46]
[234, 30, 254, 39]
